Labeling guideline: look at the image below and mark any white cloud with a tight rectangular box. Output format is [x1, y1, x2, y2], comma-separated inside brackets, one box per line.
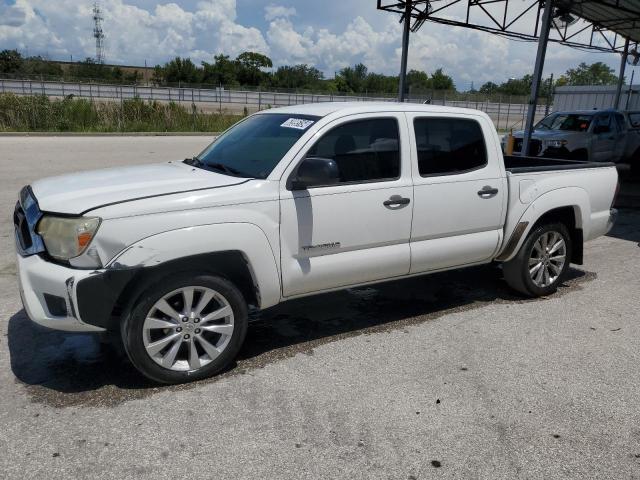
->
[407, 26, 512, 88]
[0, 2, 27, 27]
[264, 4, 296, 21]
[267, 15, 399, 73]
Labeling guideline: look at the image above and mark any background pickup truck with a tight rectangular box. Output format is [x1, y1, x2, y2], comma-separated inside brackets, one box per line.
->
[14, 102, 618, 384]
[505, 108, 640, 172]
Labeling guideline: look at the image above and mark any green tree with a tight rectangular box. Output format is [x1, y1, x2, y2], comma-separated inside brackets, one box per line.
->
[479, 81, 499, 94]
[406, 69, 431, 92]
[22, 56, 64, 77]
[365, 73, 397, 94]
[151, 65, 165, 85]
[67, 58, 107, 80]
[498, 74, 532, 96]
[0, 49, 24, 74]
[235, 51, 272, 86]
[337, 63, 368, 93]
[201, 54, 238, 86]
[271, 64, 323, 89]
[559, 61, 618, 86]
[162, 57, 201, 84]
[430, 68, 455, 90]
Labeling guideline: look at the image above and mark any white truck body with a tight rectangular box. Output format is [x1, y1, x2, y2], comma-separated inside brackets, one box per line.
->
[13, 103, 619, 382]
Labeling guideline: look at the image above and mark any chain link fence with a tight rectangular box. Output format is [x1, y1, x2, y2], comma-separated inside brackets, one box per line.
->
[0, 76, 549, 131]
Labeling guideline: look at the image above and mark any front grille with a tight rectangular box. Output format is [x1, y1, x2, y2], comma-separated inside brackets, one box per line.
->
[514, 138, 523, 152]
[529, 139, 542, 156]
[513, 138, 541, 156]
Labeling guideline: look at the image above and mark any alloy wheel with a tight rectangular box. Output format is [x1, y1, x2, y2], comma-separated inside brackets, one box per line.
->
[528, 230, 567, 288]
[142, 286, 235, 372]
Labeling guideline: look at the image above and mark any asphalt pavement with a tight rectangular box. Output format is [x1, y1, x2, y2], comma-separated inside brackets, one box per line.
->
[1, 136, 639, 479]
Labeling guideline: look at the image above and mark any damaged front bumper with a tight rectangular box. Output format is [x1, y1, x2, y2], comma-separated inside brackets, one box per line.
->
[16, 253, 137, 332]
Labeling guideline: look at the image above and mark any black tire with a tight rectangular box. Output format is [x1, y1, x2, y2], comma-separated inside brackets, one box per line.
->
[503, 222, 572, 297]
[121, 273, 248, 384]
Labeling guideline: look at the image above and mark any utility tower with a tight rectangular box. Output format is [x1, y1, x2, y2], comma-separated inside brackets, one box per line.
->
[93, 2, 105, 64]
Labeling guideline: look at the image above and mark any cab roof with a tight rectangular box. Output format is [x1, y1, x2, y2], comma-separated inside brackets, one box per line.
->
[257, 101, 489, 118]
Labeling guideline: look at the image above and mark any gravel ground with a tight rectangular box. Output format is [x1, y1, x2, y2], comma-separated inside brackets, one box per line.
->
[0, 136, 639, 480]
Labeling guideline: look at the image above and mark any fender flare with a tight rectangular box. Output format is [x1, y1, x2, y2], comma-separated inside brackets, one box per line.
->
[108, 222, 281, 309]
[498, 187, 590, 262]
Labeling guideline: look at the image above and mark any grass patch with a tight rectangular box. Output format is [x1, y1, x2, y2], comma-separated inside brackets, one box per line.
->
[0, 93, 243, 132]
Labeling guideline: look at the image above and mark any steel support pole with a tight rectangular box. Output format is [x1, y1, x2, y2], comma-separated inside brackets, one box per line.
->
[615, 38, 630, 109]
[398, 0, 412, 102]
[626, 69, 635, 110]
[522, 0, 553, 156]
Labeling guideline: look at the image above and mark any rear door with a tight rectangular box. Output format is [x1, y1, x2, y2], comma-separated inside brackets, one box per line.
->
[279, 113, 413, 297]
[407, 113, 506, 273]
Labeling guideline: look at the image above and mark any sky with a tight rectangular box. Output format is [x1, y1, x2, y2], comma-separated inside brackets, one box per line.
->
[0, 0, 627, 90]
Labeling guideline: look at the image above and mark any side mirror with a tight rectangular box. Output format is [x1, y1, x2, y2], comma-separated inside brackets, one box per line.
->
[291, 157, 340, 190]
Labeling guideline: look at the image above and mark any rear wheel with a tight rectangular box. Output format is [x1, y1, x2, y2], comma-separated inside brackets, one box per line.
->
[121, 273, 248, 384]
[503, 222, 572, 297]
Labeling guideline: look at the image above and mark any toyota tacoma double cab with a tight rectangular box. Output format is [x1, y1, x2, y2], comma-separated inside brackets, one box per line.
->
[14, 103, 619, 384]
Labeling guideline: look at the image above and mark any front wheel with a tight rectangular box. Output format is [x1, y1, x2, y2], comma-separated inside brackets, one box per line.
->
[503, 223, 572, 297]
[121, 273, 248, 384]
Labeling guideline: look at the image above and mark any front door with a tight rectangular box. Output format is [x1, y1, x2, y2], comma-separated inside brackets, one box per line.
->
[591, 113, 619, 162]
[279, 114, 413, 297]
[407, 113, 506, 273]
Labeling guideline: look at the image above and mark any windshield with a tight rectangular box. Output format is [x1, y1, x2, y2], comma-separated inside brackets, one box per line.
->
[194, 113, 321, 179]
[535, 113, 592, 132]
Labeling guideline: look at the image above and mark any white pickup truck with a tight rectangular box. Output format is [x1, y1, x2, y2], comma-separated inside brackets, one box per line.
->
[14, 103, 619, 384]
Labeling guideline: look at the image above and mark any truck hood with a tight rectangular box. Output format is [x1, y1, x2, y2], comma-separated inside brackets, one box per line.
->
[30, 161, 248, 215]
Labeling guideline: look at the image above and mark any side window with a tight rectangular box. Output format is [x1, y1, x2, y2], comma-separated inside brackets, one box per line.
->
[614, 113, 626, 132]
[413, 118, 487, 176]
[594, 114, 612, 133]
[305, 118, 400, 184]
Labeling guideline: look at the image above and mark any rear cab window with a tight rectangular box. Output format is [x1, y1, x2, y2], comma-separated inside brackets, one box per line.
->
[413, 117, 487, 176]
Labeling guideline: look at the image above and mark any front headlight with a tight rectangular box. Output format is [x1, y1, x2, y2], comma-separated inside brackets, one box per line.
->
[36, 216, 101, 260]
[546, 139, 568, 148]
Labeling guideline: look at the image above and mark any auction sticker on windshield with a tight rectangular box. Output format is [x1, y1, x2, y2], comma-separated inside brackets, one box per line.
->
[281, 118, 315, 130]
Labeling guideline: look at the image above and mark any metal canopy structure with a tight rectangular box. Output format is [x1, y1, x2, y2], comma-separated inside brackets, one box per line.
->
[563, 0, 640, 44]
[378, 0, 640, 155]
[378, 0, 639, 52]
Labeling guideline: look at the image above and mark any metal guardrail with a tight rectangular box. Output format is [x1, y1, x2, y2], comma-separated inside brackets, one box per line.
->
[0, 78, 548, 130]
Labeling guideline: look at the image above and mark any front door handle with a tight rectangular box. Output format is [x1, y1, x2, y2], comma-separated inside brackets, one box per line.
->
[383, 196, 411, 207]
[477, 186, 499, 198]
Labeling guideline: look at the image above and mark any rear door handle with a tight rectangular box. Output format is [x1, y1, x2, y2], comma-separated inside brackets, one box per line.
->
[383, 196, 411, 207]
[477, 186, 499, 197]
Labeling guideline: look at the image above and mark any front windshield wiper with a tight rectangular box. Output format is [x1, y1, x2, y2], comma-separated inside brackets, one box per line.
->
[183, 157, 252, 178]
[207, 162, 245, 176]
[183, 156, 204, 167]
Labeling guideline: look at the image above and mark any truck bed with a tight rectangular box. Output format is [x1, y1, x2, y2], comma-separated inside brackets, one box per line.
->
[504, 155, 615, 174]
